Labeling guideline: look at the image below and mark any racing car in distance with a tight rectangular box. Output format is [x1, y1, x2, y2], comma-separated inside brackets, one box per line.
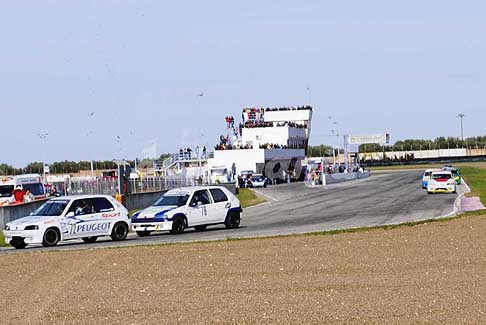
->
[131, 186, 242, 236]
[246, 174, 268, 188]
[3, 195, 130, 249]
[427, 170, 457, 194]
[422, 169, 440, 189]
[442, 166, 462, 185]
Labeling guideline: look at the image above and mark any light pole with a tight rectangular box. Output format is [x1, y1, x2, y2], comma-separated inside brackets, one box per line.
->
[37, 132, 49, 183]
[457, 113, 466, 141]
[306, 86, 311, 106]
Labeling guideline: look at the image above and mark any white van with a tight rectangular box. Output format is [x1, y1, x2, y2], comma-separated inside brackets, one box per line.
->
[0, 174, 47, 206]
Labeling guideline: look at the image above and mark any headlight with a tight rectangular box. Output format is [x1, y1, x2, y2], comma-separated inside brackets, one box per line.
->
[24, 225, 39, 230]
[4, 225, 10, 231]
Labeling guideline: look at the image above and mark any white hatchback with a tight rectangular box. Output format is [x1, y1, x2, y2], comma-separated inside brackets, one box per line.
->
[131, 186, 242, 236]
[3, 195, 130, 249]
[427, 171, 456, 194]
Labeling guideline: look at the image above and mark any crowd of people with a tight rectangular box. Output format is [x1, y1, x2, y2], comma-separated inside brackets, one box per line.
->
[263, 106, 313, 112]
[177, 146, 207, 160]
[214, 143, 253, 151]
[225, 116, 235, 129]
[240, 121, 306, 129]
[241, 106, 312, 122]
[259, 143, 289, 149]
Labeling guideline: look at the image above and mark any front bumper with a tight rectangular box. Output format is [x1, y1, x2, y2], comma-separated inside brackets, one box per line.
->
[427, 185, 456, 193]
[131, 221, 173, 232]
[3, 230, 44, 245]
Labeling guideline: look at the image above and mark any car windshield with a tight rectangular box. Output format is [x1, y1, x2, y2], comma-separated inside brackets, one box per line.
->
[451, 170, 459, 176]
[32, 200, 69, 216]
[432, 174, 451, 180]
[153, 194, 189, 207]
[424, 172, 432, 177]
[0, 185, 14, 198]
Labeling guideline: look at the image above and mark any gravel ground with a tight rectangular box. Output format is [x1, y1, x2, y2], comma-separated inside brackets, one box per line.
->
[1, 214, 486, 324]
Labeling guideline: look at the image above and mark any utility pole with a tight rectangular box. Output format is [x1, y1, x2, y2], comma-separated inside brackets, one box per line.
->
[306, 87, 311, 106]
[457, 113, 466, 141]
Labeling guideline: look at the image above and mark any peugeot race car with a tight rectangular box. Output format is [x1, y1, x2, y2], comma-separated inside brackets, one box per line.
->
[248, 174, 268, 188]
[427, 171, 456, 194]
[3, 195, 130, 249]
[443, 166, 462, 185]
[131, 186, 242, 236]
[422, 169, 440, 189]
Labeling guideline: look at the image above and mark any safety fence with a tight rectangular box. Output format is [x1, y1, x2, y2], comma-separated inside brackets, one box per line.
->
[61, 177, 202, 197]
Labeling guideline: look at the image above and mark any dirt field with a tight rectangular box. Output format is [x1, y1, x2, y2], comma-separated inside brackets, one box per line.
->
[1, 214, 486, 324]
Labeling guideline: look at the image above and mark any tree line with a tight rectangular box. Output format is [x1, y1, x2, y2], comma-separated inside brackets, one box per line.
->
[308, 136, 486, 157]
[0, 154, 172, 176]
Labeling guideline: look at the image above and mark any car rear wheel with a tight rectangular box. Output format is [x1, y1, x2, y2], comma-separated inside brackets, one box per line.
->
[10, 238, 27, 249]
[82, 236, 98, 244]
[170, 217, 185, 235]
[225, 212, 240, 229]
[136, 231, 151, 237]
[194, 225, 207, 232]
[42, 227, 60, 247]
[111, 222, 128, 241]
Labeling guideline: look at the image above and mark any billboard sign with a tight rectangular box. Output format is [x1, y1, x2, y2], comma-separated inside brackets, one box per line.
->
[348, 134, 390, 145]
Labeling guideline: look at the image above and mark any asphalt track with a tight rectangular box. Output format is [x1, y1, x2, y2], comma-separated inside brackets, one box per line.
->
[0, 171, 464, 253]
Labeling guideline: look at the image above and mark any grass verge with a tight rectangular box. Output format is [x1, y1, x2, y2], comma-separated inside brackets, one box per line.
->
[460, 166, 486, 206]
[0, 230, 6, 247]
[237, 188, 266, 208]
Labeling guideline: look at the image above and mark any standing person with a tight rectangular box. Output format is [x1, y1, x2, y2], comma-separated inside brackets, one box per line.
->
[12, 186, 25, 204]
[187, 147, 192, 159]
[202, 146, 207, 158]
[23, 189, 35, 203]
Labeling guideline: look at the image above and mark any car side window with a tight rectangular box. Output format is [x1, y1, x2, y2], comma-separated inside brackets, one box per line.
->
[209, 189, 228, 203]
[68, 199, 95, 216]
[94, 197, 114, 213]
[190, 190, 212, 206]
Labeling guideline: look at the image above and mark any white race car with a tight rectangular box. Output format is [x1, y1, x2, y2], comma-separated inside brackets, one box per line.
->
[131, 186, 242, 236]
[427, 170, 456, 194]
[3, 195, 130, 249]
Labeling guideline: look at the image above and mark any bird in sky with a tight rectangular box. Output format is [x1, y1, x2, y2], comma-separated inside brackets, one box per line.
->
[197, 92, 204, 97]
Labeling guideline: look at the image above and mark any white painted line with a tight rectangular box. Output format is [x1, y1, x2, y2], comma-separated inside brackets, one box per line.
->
[251, 189, 279, 202]
[439, 180, 470, 219]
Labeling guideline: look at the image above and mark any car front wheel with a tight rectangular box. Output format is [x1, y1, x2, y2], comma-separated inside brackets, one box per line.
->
[42, 227, 60, 247]
[170, 217, 185, 235]
[111, 222, 128, 241]
[225, 212, 240, 229]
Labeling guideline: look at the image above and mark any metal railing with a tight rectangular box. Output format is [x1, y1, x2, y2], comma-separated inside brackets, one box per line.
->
[65, 177, 202, 197]
[68, 179, 118, 196]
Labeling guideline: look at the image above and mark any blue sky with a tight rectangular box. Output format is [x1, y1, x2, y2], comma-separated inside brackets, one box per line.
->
[1, 1, 485, 167]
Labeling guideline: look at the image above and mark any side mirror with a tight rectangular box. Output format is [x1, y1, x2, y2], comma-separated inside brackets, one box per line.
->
[66, 212, 75, 218]
[29, 212, 34, 216]
[197, 201, 203, 207]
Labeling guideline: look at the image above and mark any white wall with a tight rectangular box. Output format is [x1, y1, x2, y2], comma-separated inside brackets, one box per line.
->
[359, 148, 469, 160]
[242, 127, 306, 147]
[264, 110, 312, 123]
[208, 149, 265, 174]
